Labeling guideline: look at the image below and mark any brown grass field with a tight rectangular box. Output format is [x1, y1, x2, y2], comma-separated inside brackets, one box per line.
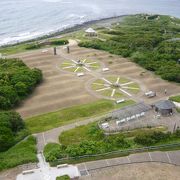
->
[11, 41, 180, 118]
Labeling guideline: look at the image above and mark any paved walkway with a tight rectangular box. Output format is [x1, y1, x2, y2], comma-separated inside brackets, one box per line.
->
[77, 150, 180, 176]
[35, 113, 109, 152]
[16, 153, 79, 180]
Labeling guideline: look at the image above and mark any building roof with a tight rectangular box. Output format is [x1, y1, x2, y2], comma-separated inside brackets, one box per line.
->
[111, 102, 151, 120]
[85, 28, 96, 33]
[154, 100, 175, 110]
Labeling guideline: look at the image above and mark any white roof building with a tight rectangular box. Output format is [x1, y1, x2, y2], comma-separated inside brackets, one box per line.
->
[85, 28, 97, 36]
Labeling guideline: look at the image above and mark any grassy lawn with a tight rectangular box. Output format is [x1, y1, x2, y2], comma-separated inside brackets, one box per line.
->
[91, 76, 140, 97]
[26, 99, 135, 133]
[126, 83, 140, 94]
[169, 95, 180, 103]
[61, 61, 74, 67]
[0, 136, 37, 171]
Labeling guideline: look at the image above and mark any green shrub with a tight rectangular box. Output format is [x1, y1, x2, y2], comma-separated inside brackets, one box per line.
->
[44, 143, 66, 162]
[134, 133, 155, 146]
[56, 175, 70, 180]
[134, 131, 172, 146]
[50, 39, 68, 46]
[25, 43, 41, 50]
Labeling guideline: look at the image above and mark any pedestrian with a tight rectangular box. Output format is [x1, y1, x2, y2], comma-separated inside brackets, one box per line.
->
[67, 46, 70, 54]
[54, 47, 57, 55]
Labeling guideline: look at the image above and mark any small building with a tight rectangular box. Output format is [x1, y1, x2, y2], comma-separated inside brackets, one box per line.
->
[85, 28, 97, 36]
[154, 100, 175, 116]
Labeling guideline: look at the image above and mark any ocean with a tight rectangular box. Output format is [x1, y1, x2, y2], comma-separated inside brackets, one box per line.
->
[0, 0, 180, 46]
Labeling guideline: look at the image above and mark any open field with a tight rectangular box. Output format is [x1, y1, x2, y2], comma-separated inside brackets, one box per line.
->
[26, 99, 134, 133]
[9, 39, 180, 119]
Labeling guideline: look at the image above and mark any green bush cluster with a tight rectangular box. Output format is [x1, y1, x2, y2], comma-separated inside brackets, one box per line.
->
[0, 111, 29, 152]
[25, 39, 68, 50]
[0, 58, 42, 109]
[79, 15, 180, 83]
[134, 130, 180, 146]
[44, 124, 130, 161]
[50, 39, 68, 46]
[0, 136, 37, 171]
[56, 175, 70, 180]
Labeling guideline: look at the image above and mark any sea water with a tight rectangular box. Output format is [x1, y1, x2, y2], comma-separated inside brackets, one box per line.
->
[0, 0, 180, 46]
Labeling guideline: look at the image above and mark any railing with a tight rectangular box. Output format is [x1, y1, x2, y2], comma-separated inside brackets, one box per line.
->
[52, 143, 180, 165]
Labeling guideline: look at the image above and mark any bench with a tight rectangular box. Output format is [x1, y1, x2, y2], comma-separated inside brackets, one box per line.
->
[22, 170, 34, 175]
[102, 68, 109, 72]
[57, 164, 68, 168]
[116, 99, 125, 104]
[42, 49, 48, 53]
[77, 73, 85, 77]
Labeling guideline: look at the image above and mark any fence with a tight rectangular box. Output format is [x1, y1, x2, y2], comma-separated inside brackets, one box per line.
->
[52, 143, 180, 165]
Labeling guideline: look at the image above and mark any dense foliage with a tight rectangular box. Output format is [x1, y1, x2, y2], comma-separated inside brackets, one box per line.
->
[79, 15, 180, 83]
[0, 58, 42, 109]
[44, 122, 180, 162]
[0, 136, 37, 171]
[134, 131, 173, 146]
[0, 111, 29, 152]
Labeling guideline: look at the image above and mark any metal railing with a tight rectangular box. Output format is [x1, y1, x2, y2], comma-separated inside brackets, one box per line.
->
[53, 143, 180, 164]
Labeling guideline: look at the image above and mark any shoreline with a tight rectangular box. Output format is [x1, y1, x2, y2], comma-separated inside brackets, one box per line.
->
[0, 14, 129, 48]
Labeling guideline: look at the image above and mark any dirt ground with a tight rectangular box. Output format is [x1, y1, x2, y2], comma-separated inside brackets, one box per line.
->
[12, 41, 180, 118]
[80, 162, 180, 180]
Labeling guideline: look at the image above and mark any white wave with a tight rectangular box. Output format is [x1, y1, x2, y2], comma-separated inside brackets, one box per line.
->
[0, 31, 45, 46]
[68, 14, 86, 20]
[0, 24, 72, 46]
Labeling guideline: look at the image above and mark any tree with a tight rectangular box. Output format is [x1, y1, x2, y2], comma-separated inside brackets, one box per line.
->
[0, 111, 26, 152]
[0, 127, 14, 152]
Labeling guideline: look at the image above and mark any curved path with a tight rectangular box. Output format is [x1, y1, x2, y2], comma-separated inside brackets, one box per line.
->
[35, 113, 109, 152]
[77, 150, 180, 177]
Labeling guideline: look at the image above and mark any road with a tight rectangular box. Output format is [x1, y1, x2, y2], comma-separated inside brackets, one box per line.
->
[77, 150, 180, 177]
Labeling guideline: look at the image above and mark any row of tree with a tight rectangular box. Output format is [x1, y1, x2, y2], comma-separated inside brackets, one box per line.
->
[0, 58, 42, 153]
[0, 111, 29, 152]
